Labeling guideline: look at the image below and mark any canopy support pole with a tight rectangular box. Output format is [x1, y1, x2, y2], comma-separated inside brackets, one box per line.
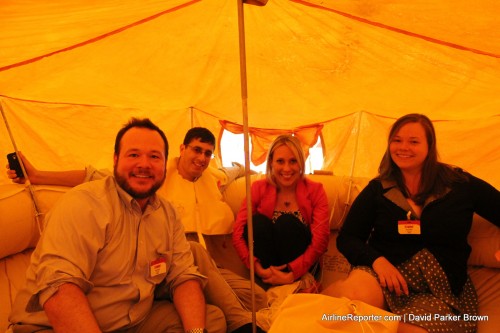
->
[0, 104, 43, 235]
[344, 111, 363, 220]
[237, 1, 257, 332]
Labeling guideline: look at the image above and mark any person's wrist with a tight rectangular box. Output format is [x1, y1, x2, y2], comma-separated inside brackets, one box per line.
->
[186, 328, 207, 333]
[28, 169, 40, 184]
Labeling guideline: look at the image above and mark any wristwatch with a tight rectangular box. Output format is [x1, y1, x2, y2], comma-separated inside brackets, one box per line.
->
[186, 329, 207, 333]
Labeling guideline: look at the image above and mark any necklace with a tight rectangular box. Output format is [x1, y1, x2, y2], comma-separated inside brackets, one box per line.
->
[279, 189, 295, 209]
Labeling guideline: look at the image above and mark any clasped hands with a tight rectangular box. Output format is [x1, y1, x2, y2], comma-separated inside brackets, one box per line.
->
[255, 261, 294, 285]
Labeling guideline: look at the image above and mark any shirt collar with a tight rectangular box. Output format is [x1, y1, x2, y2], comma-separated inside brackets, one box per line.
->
[380, 180, 411, 212]
[380, 179, 448, 210]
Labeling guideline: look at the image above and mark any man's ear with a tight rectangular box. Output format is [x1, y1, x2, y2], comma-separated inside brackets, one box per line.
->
[113, 154, 118, 167]
[179, 143, 186, 154]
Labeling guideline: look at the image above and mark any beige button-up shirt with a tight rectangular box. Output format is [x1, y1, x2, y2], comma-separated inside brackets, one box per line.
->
[10, 176, 205, 331]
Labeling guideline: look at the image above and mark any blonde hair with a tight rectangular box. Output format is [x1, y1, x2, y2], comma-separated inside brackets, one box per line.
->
[265, 134, 306, 187]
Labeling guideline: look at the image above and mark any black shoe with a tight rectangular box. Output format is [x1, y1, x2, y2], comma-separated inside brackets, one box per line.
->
[232, 323, 266, 333]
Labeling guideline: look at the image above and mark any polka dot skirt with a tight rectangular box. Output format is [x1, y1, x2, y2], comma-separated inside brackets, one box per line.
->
[356, 249, 478, 333]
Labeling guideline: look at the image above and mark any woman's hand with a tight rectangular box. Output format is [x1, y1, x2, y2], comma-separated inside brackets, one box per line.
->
[372, 256, 408, 296]
[261, 264, 294, 285]
[255, 261, 272, 280]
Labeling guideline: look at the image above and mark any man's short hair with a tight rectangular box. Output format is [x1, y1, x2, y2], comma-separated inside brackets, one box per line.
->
[114, 118, 169, 158]
[183, 127, 216, 147]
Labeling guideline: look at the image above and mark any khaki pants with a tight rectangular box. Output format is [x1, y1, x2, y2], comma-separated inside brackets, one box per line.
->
[188, 241, 264, 332]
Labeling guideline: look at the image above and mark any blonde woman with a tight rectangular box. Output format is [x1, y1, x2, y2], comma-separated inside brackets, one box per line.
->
[232, 134, 329, 287]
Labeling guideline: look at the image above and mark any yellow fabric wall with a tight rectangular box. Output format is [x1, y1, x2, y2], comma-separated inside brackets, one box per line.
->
[1, 0, 499, 186]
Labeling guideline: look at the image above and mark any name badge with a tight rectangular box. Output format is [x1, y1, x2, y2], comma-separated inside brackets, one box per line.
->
[398, 220, 421, 235]
[150, 257, 167, 277]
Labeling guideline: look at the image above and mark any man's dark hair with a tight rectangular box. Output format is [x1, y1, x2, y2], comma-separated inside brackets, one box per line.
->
[114, 118, 169, 158]
[183, 127, 216, 147]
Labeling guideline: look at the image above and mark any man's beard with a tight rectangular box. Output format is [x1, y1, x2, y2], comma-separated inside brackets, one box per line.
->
[114, 168, 165, 200]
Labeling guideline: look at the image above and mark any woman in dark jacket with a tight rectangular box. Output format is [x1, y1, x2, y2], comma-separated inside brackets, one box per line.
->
[323, 114, 499, 333]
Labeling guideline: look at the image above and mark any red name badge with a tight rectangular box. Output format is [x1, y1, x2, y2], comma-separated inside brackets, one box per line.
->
[150, 257, 167, 277]
[398, 220, 421, 235]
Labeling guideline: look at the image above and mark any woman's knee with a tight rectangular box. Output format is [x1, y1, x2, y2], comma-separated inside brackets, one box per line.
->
[322, 269, 385, 308]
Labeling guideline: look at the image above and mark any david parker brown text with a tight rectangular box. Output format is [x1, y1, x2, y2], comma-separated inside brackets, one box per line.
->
[321, 313, 489, 323]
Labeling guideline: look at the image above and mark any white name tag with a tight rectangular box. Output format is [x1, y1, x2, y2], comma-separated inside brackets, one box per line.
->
[398, 220, 421, 235]
[150, 257, 167, 277]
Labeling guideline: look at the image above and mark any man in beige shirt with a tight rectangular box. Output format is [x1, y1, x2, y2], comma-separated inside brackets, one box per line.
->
[7, 128, 268, 313]
[8, 119, 264, 333]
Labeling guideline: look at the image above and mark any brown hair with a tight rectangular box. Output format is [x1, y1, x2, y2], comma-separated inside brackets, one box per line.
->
[114, 117, 169, 158]
[379, 113, 467, 205]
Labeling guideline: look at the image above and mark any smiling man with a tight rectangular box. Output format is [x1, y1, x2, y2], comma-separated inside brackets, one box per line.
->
[9, 118, 225, 333]
[112, 126, 167, 207]
[158, 127, 235, 235]
[156, 128, 268, 314]
[177, 128, 215, 182]
[6, 125, 268, 332]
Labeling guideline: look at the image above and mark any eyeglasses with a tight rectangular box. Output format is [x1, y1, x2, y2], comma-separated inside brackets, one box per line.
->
[186, 144, 214, 159]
